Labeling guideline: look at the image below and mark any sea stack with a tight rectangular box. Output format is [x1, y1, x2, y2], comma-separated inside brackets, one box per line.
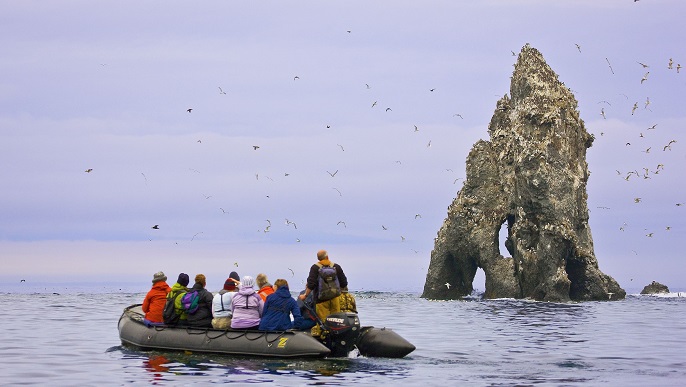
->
[422, 44, 625, 302]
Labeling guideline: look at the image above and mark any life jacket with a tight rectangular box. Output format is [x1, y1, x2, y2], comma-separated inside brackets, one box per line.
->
[316, 262, 341, 301]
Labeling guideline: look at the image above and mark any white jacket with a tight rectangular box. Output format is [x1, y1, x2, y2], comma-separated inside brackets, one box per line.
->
[212, 290, 236, 318]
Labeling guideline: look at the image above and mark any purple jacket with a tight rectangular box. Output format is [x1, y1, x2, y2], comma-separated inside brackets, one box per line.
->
[230, 285, 264, 328]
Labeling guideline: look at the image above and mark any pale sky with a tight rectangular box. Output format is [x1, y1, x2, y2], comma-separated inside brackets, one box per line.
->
[1, 1, 684, 293]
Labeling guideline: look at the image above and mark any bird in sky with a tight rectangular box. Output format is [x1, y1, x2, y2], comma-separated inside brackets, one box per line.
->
[288, 268, 295, 276]
[152, 225, 159, 229]
[382, 225, 388, 230]
[668, 58, 673, 69]
[253, 145, 260, 150]
[647, 124, 657, 130]
[644, 97, 650, 109]
[293, 75, 300, 80]
[187, 108, 193, 113]
[427, 140, 432, 148]
[430, 88, 436, 92]
[371, 101, 377, 108]
[642, 147, 651, 154]
[445, 282, 451, 289]
[663, 140, 676, 151]
[415, 214, 422, 219]
[677, 64, 682, 73]
[631, 102, 638, 115]
[634, 198, 642, 203]
[218, 86, 226, 95]
[637, 61, 649, 68]
[386, 107, 392, 112]
[575, 43, 581, 53]
[453, 113, 464, 119]
[285, 219, 297, 229]
[337, 221, 346, 228]
[85, 168, 93, 173]
[600, 108, 606, 119]
[365, 83, 371, 89]
[337, 144, 344, 151]
[220, 208, 228, 214]
[327, 170, 338, 177]
[640, 72, 649, 84]
[332, 187, 342, 196]
[414, 125, 419, 132]
[605, 58, 615, 74]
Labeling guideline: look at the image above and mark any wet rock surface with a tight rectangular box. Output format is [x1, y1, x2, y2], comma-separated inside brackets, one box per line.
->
[640, 281, 670, 294]
[422, 44, 625, 302]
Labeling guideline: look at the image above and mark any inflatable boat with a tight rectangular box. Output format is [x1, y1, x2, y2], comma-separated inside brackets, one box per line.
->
[118, 304, 415, 358]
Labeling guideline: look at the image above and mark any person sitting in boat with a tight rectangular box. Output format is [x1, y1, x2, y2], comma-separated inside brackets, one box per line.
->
[164, 273, 190, 326]
[212, 271, 240, 329]
[256, 273, 275, 302]
[339, 286, 357, 313]
[142, 271, 170, 327]
[298, 249, 348, 336]
[230, 275, 264, 330]
[186, 274, 214, 328]
[258, 279, 304, 331]
[295, 290, 318, 331]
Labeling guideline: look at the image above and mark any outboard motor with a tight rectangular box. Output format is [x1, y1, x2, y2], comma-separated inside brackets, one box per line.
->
[322, 312, 360, 357]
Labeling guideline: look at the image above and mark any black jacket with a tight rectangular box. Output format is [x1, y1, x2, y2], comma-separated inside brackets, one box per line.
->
[186, 283, 214, 328]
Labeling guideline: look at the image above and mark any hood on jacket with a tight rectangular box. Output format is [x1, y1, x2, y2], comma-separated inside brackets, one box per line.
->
[273, 285, 291, 299]
[152, 281, 170, 291]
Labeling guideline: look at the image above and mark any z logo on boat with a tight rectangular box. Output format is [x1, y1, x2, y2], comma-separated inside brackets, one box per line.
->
[278, 338, 288, 348]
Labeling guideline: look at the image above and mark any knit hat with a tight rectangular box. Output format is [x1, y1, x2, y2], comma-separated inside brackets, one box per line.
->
[177, 273, 190, 287]
[152, 271, 167, 284]
[241, 275, 255, 289]
[223, 271, 240, 290]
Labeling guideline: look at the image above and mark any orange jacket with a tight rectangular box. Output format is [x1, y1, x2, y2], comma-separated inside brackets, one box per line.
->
[258, 285, 275, 302]
[142, 281, 171, 323]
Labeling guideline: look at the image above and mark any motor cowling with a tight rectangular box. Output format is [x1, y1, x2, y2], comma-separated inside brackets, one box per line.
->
[322, 312, 360, 357]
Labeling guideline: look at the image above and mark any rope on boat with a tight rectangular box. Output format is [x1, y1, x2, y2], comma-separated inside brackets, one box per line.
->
[123, 304, 294, 345]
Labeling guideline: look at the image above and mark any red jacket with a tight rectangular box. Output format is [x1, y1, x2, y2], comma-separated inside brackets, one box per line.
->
[142, 281, 171, 323]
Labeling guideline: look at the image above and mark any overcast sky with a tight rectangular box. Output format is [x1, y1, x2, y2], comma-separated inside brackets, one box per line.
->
[1, 1, 684, 293]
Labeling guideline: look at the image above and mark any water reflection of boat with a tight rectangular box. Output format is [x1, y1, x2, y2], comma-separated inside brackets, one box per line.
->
[118, 304, 415, 359]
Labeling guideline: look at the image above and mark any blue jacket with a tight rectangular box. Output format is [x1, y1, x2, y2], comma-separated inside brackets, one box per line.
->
[258, 286, 303, 331]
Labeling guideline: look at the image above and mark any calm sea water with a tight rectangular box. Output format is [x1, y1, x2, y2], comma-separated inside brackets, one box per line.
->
[2, 283, 685, 386]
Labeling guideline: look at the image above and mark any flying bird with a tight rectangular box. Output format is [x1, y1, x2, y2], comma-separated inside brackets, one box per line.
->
[575, 43, 581, 53]
[445, 282, 451, 289]
[85, 168, 93, 173]
[327, 170, 338, 177]
[640, 72, 649, 84]
[187, 108, 193, 113]
[637, 61, 649, 68]
[677, 64, 682, 73]
[218, 86, 227, 94]
[337, 221, 347, 228]
[644, 97, 650, 109]
[386, 107, 392, 112]
[605, 58, 615, 74]
[631, 102, 638, 115]
[288, 268, 295, 276]
[668, 58, 673, 69]
[293, 75, 300, 80]
[371, 101, 377, 108]
[332, 187, 342, 196]
[152, 225, 159, 229]
[600, 108, 606, 119]
[253, 145, 260, 150]
[634, 198, 642, 203]
[453, 113, 464, 119]
[381, 225, 388, 230]
[337, 144, 344, 151]
[415, 214, 422, 219]
[647, 124, 657, 130]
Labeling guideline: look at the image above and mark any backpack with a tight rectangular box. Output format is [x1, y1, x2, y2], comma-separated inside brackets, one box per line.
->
[181, 290, 200, 314]
[163, 290, 185, 324]
[317, 263, 341, 301]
